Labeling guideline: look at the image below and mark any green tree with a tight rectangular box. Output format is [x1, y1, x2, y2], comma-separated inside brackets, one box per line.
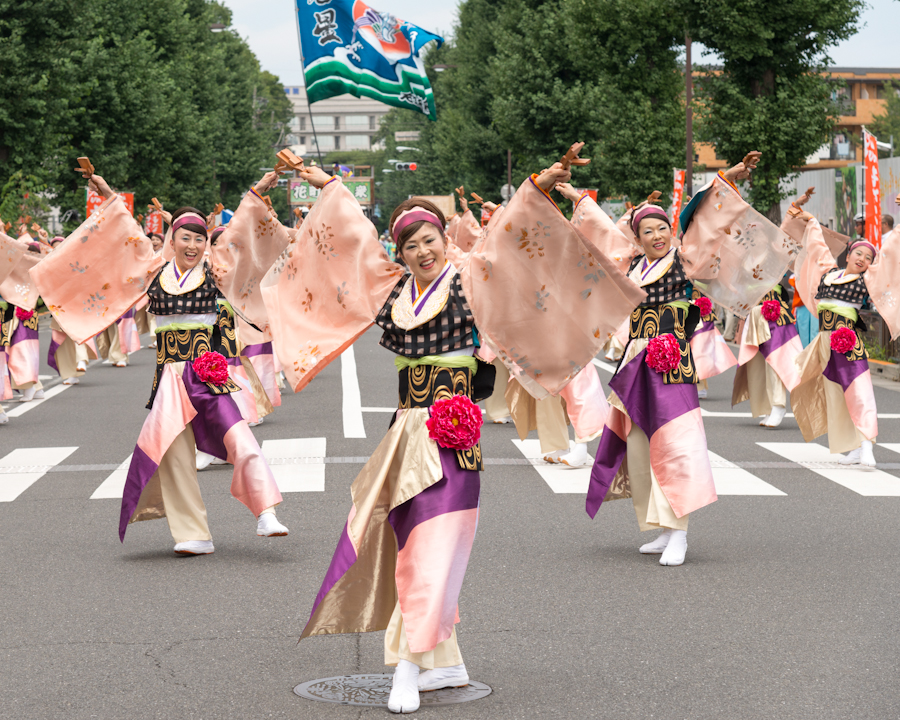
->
[869, 81, 900, 155]
[686, 0, 865, 221]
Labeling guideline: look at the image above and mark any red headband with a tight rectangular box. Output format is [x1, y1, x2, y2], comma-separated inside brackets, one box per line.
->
[172, 213, 208, 236]
[391, 207, 444, 242]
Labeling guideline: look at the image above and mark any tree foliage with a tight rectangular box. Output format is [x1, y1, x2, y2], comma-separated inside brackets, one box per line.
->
[0, 0, 291, 230]
[869, 81, 900, 155]
[686, 0, 865, 220]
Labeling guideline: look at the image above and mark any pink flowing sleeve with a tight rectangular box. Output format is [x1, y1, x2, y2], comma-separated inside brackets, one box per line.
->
[783, 215, 834, 313]
[679, 173, 800, 317]
[460, 176, 646, 399]
[570, 194, 638, 274]
[210, 189, 292, 328]
[0, 248, 41, 310]
[261, 178, 405, 392]
[29, 195, 164, 343]
[453, 209, 481, 253]
[0, 231, 27, 290]
[863, 231, 900, 339]
[446, 214, 460, 242]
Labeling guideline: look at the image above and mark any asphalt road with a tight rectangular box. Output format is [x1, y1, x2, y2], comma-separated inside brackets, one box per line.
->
[1, 322, 899, 719]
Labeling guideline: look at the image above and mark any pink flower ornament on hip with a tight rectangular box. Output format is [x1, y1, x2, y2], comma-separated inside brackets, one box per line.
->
[193, 351, 229, 385]
[426, 394, 483, 450]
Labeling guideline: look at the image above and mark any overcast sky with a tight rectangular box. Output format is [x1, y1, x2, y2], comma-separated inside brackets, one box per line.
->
[226, 0, 900, 87]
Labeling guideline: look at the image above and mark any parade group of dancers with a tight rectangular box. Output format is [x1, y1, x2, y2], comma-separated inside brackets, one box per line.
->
[1, 144, 897, 714]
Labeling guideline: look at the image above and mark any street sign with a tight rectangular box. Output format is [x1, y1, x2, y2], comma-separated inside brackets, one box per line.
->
[290, 178, 373, 206]
[500, 184, 516, 201]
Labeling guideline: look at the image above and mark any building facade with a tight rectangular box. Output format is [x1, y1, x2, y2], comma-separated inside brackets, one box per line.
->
[282, 85, 388, 156]
[697, 67, 900, 171]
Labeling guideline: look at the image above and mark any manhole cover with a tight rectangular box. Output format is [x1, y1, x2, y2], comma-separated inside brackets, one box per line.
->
[294, 673, 492, 707]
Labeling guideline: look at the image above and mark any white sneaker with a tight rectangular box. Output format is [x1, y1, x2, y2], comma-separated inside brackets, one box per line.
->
[559, 443, 588, 467]
[388, 660, 420, 714]
[697, 388, 707, 399]
[0, 411, 8, 425]
[492, 416, 511, 424]
[417, 663, 469, 692]
[860, 440, 876, 468]
[839, 448, 861, 465]
[174, 540, 214, 555]
[76, 360, 88, 371]
[763, 406, 786, 428]
[20, 386, 36, 402]
[659, 530, 687, 566]
[257, 512, 288, 537]
[639, 529, 673, 554]
[63, 377, 80, 385]
[543, 450, 564, 464]
[248, 417, 264, 427]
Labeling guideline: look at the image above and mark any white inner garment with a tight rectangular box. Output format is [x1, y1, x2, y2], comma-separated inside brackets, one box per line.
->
[150, 312, 217, 328]
[821, 297, 863, 311]
[436, 347, 475, 358]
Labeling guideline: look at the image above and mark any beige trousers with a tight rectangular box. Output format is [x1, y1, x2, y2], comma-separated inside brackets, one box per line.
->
[626, 425, 689, 532]
[745, 353, 786, 417]
[98, 324, 127, 365]
[157, 425, 212, 543]
[483, 359, 510, 421]
[384, 601, 463, 670]
[536, 395, 569, 454]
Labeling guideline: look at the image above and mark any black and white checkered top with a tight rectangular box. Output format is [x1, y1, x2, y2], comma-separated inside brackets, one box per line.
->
[376, 273, 475, 357]
[815, 271, 869, 306]
[627, 251, 691, 307]
[147, 264, 220, 316]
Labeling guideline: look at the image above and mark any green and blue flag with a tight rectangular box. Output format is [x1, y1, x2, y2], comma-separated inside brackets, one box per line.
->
[296, 0, 443, 120]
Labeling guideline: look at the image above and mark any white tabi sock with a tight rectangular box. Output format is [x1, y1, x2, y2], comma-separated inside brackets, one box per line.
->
[659, 530, 687, 566]
[388, 660, 420, 714]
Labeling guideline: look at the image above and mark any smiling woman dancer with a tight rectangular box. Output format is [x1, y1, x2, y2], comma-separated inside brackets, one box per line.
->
[274, 148, 643, 714]
[787, 207, 900, 468]
[586, 152, 799, 568]
[32, 168, 290, 556]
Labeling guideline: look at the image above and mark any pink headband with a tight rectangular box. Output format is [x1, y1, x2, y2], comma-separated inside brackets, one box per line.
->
[631, 204, 671, 235]
[849, 239, 877, 257]
[391, 207, 444, 242]
[172, 213, 208, 235]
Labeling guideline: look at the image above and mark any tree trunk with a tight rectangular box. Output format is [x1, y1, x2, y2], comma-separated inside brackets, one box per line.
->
[766, 201, 781, 225]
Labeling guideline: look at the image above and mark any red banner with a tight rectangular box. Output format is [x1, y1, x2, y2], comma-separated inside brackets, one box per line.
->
[863, 130, 882, 249]
[144, 211, 163, 235]
[86, 189, 134, 219]
[670, 169, 686, 233]
[480, 208, 492, 227]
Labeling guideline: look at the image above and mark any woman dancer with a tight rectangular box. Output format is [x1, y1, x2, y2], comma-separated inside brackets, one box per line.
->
[32, 168, 290, 555]
[788, 208, 896, 467]
[281, 150, 642, 713]
[587, 153, 795, 567]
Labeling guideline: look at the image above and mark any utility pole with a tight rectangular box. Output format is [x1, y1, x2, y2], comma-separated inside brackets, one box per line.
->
[685, 32, 693, 198]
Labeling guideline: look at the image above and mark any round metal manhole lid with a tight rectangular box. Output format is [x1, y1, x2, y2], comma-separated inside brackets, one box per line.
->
[294, 673, 492, 707]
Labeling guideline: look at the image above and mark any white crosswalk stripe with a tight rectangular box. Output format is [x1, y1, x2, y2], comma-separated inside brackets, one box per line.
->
[5, 385, 72, 418]
[262, 438, 326, 492]
[0, 447, 79, 502]
[341, 346, 366, 438]
[758, 442, 900, 496]
[708, 452, 786, 495]
[512, 439, 592, 494]
[90, 455, 133, 499]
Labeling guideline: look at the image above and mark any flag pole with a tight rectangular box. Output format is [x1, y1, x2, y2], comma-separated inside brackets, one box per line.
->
[294, 4, 324, 166]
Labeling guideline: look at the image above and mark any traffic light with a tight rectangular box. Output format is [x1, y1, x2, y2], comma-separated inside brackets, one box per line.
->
[396, 162, 418, 171]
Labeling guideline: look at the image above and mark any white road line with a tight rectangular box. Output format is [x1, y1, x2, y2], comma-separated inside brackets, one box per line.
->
[340, 346, 366, 438]
[361, 407, 397, 413]
[5, 385, 71, 418]
[0, 447, 78, 502]
[591, 359, 617, 374]
[758, 442, 900, 496]
[704, 409, 900, 419]
[262, 438, 326, 492]
[512, 439, 592, 493]
[708, 451, 786, 496]
[90, 454, 133, 499]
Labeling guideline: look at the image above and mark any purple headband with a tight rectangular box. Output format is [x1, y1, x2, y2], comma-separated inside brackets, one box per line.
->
[172, 212, 208, 236]
[849, 239, 877, 257]
[209, 226, 226, 244]
[50, 236, 65, 245]
[391, 207, 444, 242]
[631, 204, 671, 235]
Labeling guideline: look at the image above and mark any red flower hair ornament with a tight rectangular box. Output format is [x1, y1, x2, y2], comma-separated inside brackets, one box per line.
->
[426, 394, 483, 451]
